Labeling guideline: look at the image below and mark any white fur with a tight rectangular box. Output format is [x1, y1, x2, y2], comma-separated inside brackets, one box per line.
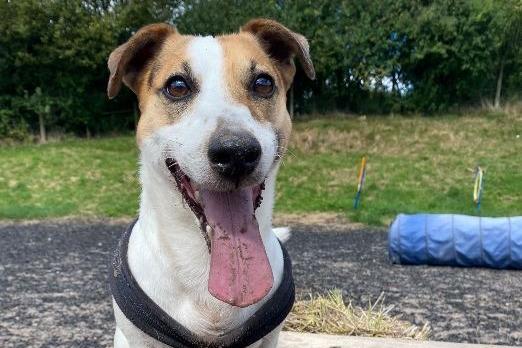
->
[113, 36, 285, 348]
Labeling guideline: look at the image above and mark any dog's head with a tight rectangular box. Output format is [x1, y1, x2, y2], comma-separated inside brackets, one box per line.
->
[107, 19, 314, 308]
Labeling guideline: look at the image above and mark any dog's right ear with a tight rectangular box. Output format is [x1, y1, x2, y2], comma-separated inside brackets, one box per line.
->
[107, 23, 177, 99]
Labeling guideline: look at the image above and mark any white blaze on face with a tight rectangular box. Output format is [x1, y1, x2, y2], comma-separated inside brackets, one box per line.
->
[188, 36, 228, 111]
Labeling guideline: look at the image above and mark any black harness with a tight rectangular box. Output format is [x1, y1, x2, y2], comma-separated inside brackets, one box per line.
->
[109, 219, 295, 348]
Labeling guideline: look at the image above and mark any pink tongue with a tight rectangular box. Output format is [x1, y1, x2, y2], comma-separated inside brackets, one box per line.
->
[200, 188, 273, 308]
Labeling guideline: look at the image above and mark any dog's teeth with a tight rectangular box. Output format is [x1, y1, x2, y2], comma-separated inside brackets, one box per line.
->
[199, 216, 205, 224]
[194, 190, 200, 202]
[206, 225, 213, 236]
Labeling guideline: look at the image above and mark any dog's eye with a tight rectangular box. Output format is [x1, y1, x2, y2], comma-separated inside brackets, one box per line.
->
[165, 76, 191, 99]
[252, 74, 274, 98]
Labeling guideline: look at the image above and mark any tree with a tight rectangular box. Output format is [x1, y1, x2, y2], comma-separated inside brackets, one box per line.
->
[487, 0, 522, 108]
[23, 88, 53, 143]
[0, 0, 521, 141]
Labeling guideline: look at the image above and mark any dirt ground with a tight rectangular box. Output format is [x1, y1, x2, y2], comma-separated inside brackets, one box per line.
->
[1, 220, 521, 347]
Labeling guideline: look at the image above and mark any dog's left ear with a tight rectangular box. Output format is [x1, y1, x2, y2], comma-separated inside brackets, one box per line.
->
[107, 23, 177, 99]
[241, 18, 315, 90]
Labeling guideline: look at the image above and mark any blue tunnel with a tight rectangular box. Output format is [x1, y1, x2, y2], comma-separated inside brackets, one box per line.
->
[389, 214, 522, 269]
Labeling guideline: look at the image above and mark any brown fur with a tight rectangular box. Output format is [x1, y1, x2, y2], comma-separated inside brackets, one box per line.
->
[241, 18, 315, 82]
[136, 35, 195, 144]
[107, 23, 177, 98]
[218, 34, 283, 122]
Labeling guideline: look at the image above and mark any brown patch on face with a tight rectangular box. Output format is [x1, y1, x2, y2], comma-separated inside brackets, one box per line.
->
[106, 23, 200, 146]
[218, 33, 292, 154]
[136, 35, 196, 145]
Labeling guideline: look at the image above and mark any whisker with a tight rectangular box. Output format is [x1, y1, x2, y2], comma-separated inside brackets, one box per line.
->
[276, 145, 298, 159]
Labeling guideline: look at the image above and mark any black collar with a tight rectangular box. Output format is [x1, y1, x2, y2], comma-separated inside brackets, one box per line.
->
[110, 219, 295, 348]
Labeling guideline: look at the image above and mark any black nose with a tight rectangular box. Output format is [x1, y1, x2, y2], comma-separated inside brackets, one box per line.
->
[208, 130, 262, 182]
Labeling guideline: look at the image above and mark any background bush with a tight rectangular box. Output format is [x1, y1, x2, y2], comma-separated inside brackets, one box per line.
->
[0, 0, 520, 140]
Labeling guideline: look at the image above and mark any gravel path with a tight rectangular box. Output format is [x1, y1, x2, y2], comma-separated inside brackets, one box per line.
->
[1, 220, 521, 347]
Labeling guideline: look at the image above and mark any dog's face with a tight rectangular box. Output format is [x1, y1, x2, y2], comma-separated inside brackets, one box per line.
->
[108, 19, 314, 192]
[107, 19, 314, 308]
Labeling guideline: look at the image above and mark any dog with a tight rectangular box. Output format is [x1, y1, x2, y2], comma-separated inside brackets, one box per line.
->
[107, 18, 315, 348]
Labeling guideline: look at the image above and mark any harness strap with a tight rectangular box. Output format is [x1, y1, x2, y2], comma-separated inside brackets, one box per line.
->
[110, 219, 295, 348]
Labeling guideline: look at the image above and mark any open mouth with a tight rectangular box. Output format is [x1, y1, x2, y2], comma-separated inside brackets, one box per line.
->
[165, 159, 265, 248]
[165, 158, 273, 307]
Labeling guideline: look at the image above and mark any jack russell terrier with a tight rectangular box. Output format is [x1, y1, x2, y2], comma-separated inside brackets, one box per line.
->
[107, 18, 315, 348]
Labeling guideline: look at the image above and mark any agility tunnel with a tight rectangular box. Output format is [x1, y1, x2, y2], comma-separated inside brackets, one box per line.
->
[389, 214, 522, 269]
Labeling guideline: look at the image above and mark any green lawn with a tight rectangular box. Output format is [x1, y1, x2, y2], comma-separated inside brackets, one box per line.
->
[1, 111, 521, 225]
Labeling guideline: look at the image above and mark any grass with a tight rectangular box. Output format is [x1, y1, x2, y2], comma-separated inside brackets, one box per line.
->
[284, 290, 430, 340]
[0, 136, 139, 219]
[1, 110, 521, 224]
[278, 110, 522, 224]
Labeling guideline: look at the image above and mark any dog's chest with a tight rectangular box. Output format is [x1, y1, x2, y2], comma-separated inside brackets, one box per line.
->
[197, 302, 234, 329]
